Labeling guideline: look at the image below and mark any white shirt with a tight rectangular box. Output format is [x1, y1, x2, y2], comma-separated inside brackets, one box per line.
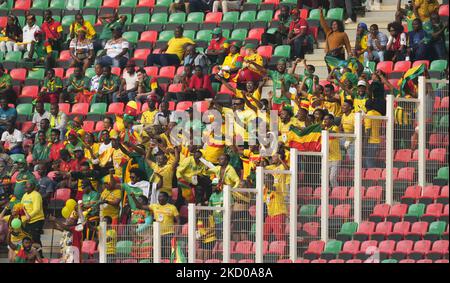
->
[90, 75, 102, 92]
[22, 24, 41, 43]
[105, 38, 129, 58]
[128, 180, 151, 198]
[122, 71, 138, 91]
[1, 129, 23, 149]
[387, 33, 407, 50]
[98, 142, 112, 157]
[32, 111, 51, 131]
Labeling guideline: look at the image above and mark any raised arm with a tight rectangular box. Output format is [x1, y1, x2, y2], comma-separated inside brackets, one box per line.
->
[319, 8, 330, 35]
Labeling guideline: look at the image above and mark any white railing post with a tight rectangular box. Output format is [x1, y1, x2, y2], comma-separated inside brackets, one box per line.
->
[255, 166, 264, 263]
[153, 222, 161, 263]
[386, 95, 395, 205]
[223, 185, 231, 263]
[354, 113, 363, 224]
[289, 148, 298, 262]
[98, 221, 107, 263]
[321, 130, 329, 242]
[187, 203, 196, 263]
[418, 76, 427, 188]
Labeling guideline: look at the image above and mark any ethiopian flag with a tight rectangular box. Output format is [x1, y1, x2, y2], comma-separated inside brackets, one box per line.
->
[170, 237, 187, 263]
[287, 123, 322, 152]
[397, 64, 426, 95]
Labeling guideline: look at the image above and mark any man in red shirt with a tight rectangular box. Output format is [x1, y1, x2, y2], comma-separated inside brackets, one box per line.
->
[69, 147, 88, 172]
[49, 129, 65, 162]
[286, 9, 309, 60]
[206, 28, 228, 65]
[41, 10, 63, 51]
[187, 65, 213, 101]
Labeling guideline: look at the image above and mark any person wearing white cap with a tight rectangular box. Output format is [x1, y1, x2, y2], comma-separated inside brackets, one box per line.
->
[354, 80, 369, 113]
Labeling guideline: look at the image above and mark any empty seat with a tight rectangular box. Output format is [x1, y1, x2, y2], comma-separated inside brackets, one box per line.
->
[401, 186, 422, 205]
[303, 240, 325, 260]
[421, 203, 444, 223]
[378, 240, 396, 260]
[371, 221, 394, 242]
[369, 204, 391, 223]
[391, 240, 413, 261]
[353, 221, 376, 241]
[387, 221, 411, 241]
[418, 186, 441, 205]
[426, 240, 449, 260]
[409, 239, 431, 260]
[386, 204, 409, 223]
[338, 240, 360, 260]
[405, 221, 429, 241]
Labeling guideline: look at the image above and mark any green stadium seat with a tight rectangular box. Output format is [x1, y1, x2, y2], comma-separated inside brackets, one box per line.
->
[166, 12, 186, 29]
[66, 0, 82, 10]
[184, 12, 205, 29]
[308, 9, 323, 20]
[320, 240, 343, 260]
[229, 29, 248, 41]
[424, 221, 447, 241]
[17, 16, 26, 28]
[84, 0, 102, 9]
[382, 259, 398, 263]
[326, 8, 344, 21]
[35, 16, 44, 26]
[9, 154, 26, 163]
[433, 167, 449, 185]
[158, 30, 174, 42]
[25, 68, 45, 85]
[183, 30, 196, 40]
[85, 68, 96, 79]
[256, 10, 273, 22]
[299, 205, 316, 222]
[336, 222, 358, 242]
[43, 103, 51, 112]
[221, 11, 240, 29]
[83, 15, 97, 27]
[154, 0, 172, 13]
[439, 115, 449, 129]
[31, 0, 49, 11]
[237, 10, 256, 29]
[404, 203, 426, 222]
[122, 31, 139, 45]
[61, 15, 75, 28]
[87, 103, 107, 121]
[148, 13, 168, 30]
[273, 45, 291, 58]
[16, 103, 33, 117]
[116, 241, 133, 257]
[118, 0, 138, 14]
[0, 0, 13, 16]
[196, 30, 212, 43]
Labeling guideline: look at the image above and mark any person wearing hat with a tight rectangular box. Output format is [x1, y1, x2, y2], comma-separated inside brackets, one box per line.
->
[365, 24, 388, 66]
[69, 12, 96, 41]
[96, 28, 129, 69]
[69, 26, 94, 73]
[41, 10, 63, 51]
[0, 65, 16, 104]
[206, 27, 228, 65]
[353, 80, 369, 113]
[287, 8, 310, 60]
[353, 22, 369, 64]
[218, 41, 244, 81]
[25, 29, 55, 69]
[118, 61, 139, 103]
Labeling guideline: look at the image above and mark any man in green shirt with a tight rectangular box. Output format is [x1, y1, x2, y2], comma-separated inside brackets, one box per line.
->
[81, 179, 100, 218]
[97, 13, 127, 49]
[0, 64, 16, 104]
[31, 130, 50, 170]
[64, 66, 90, 103]
[92, 65, 121, 104]
[25, 31, 55, 70]
[39, 69, 63, 104]
[12, 158, 37, 202]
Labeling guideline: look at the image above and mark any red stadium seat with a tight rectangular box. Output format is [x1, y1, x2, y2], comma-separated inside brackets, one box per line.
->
[167, 101, 176, 111]
[64, 67, 75, 79]
[233, 241, 253, 256]
[329, 187, 348, 203]
[257, 45, 273, 59]
[205, 259, 221, 263]
[399, 259, 416, 263]
[218, 84, 235, 96]
[58, 103, 71, 115]
[300, 8, 309, 19]
[51, 188, 71, 201]
[0, 17, 7, 29]
[268, 241, 286, 256]
[364, 168, 383, 181]
[133, 49, 151, 60]
[140, 30, 158, 43]
[369, 203, 390, 223]
[382, 167, 399, 180]
[428, 148, 447, 163]
[20, 86, 39, 98]
[439, 96, 449, 109]
[111, 67, 121, 76]
[247, 28, 265, 42]
[405, 222, 429, 241]
[421, 203, 444, 223]
[82, 121, 95, 132]
[302, 222, 320, 238]
[329, 259, 345, 263]
[176, 101, 193, 111]
[332, 204, 351, 219]
[437, 186, 448, 204]
[409, 240, 432, 260]
[353, 221, 376, 241]
[137, 0, 155, 8]
[364, 186, 383, 202]
[412, 60, 430, 69]
[251, 241, 269, 255]
[371, 221, 393, 242]
[81, 240, 97, 256]
[394, 149, 412, 164]
[71, 103, 90, 116]
[387, 221, 411, 241]
[316, 204, 333, 217]
[393, 61, 411, 73]
[10, 68, 27, 82]
[193, 101, 210, 113]
[14, 0, 31, 10]
[102, 0, 120, 8]
[429, 134, 444, 148]
[391, 240, 414, 260]
[159, 66, 176, 79]
[338, 240, 361, 260]
[144, 66, 159, 77]
[168, 84, 183, 93]
[311, 259, 327, 263]
[238, 259, 255, 263]
[416, 259, 433, 263]
[435, 259, 449, 263]
[439, 4, 449, 16]
[277, 259, 293, 263]
[418, 186, 441, 204]
[20, 121, 34, 133]
[401, 186, 422, 204]
[412, 149, 430, 161]
[378, 240, 396, 259]
[106, 103, 125, 115]
[347, 259, 363, 263]
[176, 66, 185, 76]
[426, 240, 449, 260]
[294, 259, 310, 263]
[356, 240, 378, 260]
[204, 12, 223, 24]
[303, 240, 325, 260]
[58, 50, 72, 61]
[53, 68, 64, 79]
[376, 61, 394, 75]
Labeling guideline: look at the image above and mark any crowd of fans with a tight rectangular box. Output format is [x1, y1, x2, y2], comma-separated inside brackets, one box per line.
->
[0, 0, 448, 263]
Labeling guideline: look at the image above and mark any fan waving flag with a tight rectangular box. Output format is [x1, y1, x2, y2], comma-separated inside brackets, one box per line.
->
[397, 64, 426, 95]
[170, 237, 187, 263]
[287, 123, 322, 152]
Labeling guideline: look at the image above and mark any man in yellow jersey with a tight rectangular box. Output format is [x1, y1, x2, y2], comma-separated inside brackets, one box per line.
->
[146, 147, 180, 199]
[322, 84, 342, 118]
[364, 100, 382, 168]
[140, 97, 158, 127]
[147, 26, 195, 67]
[130, 191, 180, 260]
[176, 148, 209, 203]
[99, 170, 122, 223]
[339, 100, 355, 161]
[323, 114, 341, 188]
[263, 174, 288, 241]
[219, 41, 244, 81]
[231, 97, 257, 149]
[353, 80, 369, 113]
[278, 106, 303, 145]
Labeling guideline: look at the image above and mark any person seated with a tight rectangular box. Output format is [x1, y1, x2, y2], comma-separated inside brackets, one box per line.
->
[69, 13, 96, 41]
[215, 41, 244, 82]
[364, 24, 388, 65]
[91, 65, 121, 104]
[212, 0, 244, 12]
[235, 44, 264, 89]
[205, 28, 228, 65]
[183, 44, 210, 75]
[185, 65, 213, 101]
[63, 67, 91, 104]
[41, 10, 63, 51]
[147, 26, 195, 67]
[26, 102, 50, 138]
[25, 30, 55, 69]
[118, 61, 139, 103]
[69, 28, 94, 73]
[18, 14, 40, 52]
[287, 8, 311, 60]
[0, 122, 23, 155]
[169, 0, 190, 13]
[38, 69, 63, 104]
[261, 5, 292, 46]
[0, 15, 22, 53]
[407, 18, 430, 61]
[135, 68, 164, 103]
[96, 28, 129, 69]
[0, 65, 16, 104]
[97, 13, 127, 49]
[385, 21, 407, 62]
